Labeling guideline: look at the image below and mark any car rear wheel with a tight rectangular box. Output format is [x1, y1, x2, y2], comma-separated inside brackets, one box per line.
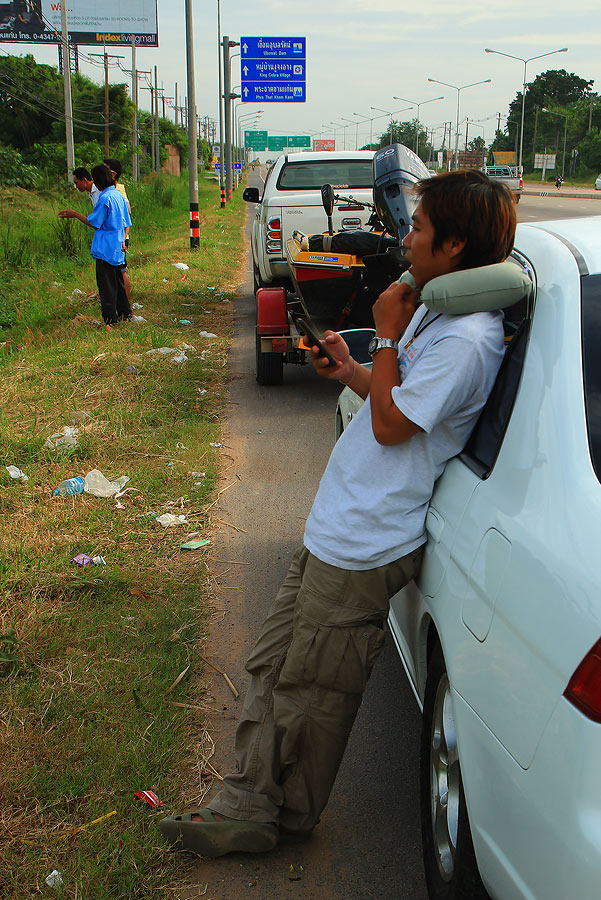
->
[255, 331, 284, 385]
[420, 642, 490, 900]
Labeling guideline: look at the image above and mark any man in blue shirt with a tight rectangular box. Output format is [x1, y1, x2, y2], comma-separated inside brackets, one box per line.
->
[59, 164, 132, 325]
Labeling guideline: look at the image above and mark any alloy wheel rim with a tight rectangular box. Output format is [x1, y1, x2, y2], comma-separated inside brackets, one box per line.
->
[430, 672, 460, 882]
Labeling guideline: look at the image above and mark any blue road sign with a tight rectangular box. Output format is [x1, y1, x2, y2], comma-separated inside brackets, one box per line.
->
[241, 36, 306, 104]
[234, 162, 242, 170]
[242, 83, 305, 103]
[240, 36, 305, 60]
[242, 60, 305, 82]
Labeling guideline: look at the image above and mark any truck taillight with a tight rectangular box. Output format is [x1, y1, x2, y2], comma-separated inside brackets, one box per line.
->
[519, 176, 523, 189]
[564, 637, 601, 722]
[266, 215, 282, 254]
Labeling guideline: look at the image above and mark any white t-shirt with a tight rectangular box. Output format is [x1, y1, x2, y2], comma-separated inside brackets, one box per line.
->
[90, 185, 100, 207]
[303, 306, 505, 570]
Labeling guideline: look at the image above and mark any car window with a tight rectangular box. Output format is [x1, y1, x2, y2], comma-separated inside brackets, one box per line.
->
[459, 254, 535, 479]
[581, 274, 601, 483]
[276, 161, 374, 191]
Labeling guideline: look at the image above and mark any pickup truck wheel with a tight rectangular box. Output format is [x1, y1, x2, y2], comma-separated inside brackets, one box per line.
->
[420, 642, 490, 900]
[255, 332, 284, 385]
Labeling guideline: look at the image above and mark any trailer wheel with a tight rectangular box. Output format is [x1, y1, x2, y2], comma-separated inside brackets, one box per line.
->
[256, 332, 284, 385]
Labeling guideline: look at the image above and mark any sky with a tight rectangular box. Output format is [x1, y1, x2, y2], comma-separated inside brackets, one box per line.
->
[1, 0, 599, 153]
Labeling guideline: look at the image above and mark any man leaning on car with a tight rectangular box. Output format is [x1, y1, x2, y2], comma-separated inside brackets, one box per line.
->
[158, 169, 517, 858]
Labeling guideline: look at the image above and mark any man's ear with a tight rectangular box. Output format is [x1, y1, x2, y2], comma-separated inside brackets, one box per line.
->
[442, 235, 466, 263]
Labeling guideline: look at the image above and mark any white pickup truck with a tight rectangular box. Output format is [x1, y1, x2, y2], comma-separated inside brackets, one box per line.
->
[482, 165, 523, 202]
[243, 150, 375, 292]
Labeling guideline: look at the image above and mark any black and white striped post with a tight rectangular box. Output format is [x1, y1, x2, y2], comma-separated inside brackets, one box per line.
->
[185, 0, 199, 248]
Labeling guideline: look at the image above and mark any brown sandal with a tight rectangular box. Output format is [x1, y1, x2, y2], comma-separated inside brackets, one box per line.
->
[158, 807, 278, 857]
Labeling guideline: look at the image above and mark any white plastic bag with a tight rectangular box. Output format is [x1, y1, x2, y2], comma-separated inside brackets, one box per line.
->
[156, 513, 187, 527]
[6, 465, 28, 481]
[84, 469, 130, 498]
[44, 426, 79, 450]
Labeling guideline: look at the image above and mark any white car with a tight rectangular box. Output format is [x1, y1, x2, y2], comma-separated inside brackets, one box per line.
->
[243, 150, 375, 292]
[595, 174, 601, 190]
[336, 217, 601, 900]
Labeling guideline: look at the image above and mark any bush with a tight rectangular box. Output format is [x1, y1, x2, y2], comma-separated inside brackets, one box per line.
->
[0, 146, 41, 189]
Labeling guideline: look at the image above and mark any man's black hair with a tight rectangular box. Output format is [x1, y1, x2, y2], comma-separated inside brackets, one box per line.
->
[91, 164, 114, 192]
[73, 166, 92, 181]
[104, 157, 122, 179]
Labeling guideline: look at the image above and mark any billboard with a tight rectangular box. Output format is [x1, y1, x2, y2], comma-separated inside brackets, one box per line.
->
[313, 139, 335, 152]
[0, 0, 158, 46]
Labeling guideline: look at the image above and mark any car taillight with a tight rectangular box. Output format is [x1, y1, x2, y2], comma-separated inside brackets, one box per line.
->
[564, 637, 601, 722]
[266, 216, 282, 253]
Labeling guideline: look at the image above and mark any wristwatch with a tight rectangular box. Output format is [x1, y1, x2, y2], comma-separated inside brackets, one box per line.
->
[368, 336, 399, 358]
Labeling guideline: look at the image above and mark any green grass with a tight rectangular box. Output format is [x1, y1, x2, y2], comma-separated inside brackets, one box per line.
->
[0, 173, 246, 898]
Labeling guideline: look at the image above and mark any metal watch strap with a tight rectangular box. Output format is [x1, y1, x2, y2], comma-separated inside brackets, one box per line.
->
[369, 337, 399, 358]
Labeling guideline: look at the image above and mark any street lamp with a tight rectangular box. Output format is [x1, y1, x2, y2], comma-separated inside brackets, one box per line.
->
[484, 46, 567, 173]
[370, 105, 413, 142]
[463, 118, 484, 152]
[541, 107, 567, 178]
[341, 116, 357, 150]
[392, 95, 443, 154]
[353, 112, 378, 149]
[428, 77, 491, 168]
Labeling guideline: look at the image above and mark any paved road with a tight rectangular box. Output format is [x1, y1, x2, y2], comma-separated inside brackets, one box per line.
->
[184, 188, 596, 900]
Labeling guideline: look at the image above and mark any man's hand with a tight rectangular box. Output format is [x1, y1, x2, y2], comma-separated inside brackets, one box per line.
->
[310, 331, 350, 381]
[58, 209, 76, 219]
[372, 280, 421, 340]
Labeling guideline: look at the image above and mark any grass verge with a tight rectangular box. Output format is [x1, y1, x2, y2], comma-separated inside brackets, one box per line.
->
[0, 173, 246, 899]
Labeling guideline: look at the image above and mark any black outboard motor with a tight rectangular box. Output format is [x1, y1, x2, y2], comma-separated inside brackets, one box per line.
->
[373, 144, 430, 240]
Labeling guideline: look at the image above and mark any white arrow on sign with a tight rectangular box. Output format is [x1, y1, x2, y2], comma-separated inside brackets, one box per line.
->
[243, 65, 249, 75]
[242, 42, 248, 53]
[243, 87, 249, 97]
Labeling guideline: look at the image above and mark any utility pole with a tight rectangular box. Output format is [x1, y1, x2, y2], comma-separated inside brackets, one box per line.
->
[174, 83, 178, 126]
[222, 36, 239, 201]
[89, 50, 125, 156]
[131, 35, 138, 181]
[217, 0, 225, 207]
[532, 106, 539, 166]
[154, 66, 160, 173]
[185, 0, 199, 248]
[59, 0, 75, 181]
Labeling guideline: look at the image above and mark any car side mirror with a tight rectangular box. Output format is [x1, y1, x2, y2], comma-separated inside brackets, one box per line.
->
[243, 187, 260, 203]
[337, 328, 376, 365]
[321, 183, 335, 217]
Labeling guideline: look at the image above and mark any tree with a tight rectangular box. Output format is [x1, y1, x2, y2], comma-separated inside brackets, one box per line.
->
[497, 68, 600, 173]
[467, 135, 486, 153]
[374, 118, 432, 161]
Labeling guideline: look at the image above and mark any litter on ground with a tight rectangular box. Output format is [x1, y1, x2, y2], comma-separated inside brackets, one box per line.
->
[6, 465, 28, 481]
[134, 790, 164, 808]
[72, 553, 93, 566]
[180, 539, 211, 551]
[44, 425, 79, 450]
[198, 331, 217, 338]
[130, 315, 147, 324]
[45, 870, 63, 888]
[156, 513, 187, 527]
[132, 302, 143, 309]
[84, 469, 130, 498]
[172, 262, 189, 271]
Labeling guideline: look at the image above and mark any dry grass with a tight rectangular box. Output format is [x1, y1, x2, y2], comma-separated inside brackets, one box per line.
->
[0, 174, 247, 899]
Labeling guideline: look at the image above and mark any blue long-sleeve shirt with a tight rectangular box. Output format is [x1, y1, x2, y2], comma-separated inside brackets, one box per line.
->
[87, 185, 131, 266]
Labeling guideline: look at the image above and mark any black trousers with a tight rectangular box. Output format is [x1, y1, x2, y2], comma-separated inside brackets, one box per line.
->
[95, 258, 132, 324]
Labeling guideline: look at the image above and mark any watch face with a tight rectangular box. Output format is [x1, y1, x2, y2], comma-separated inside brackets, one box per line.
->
[368, 337, 378, 355]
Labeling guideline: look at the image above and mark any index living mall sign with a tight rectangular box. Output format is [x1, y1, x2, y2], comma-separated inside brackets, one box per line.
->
[0, 0, 158, 45]
[241, 36, 306, 103]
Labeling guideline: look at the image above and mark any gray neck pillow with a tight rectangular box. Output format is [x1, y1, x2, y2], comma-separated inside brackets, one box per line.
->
[399, 261, 532, 314]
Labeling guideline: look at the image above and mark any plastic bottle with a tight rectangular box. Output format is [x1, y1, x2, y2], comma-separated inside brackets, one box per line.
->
[53, 476, 84, 497]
